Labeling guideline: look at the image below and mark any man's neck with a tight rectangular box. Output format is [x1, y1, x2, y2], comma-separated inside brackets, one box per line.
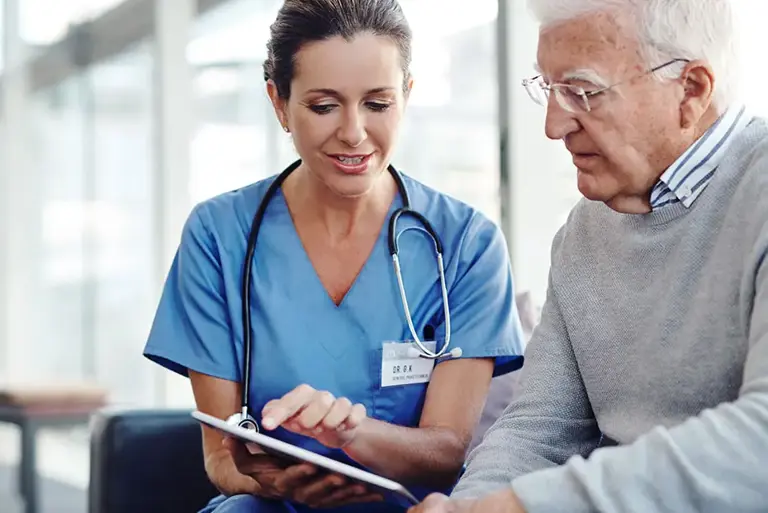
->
[606, 195, 654, 214]
[608, 106, 723, 215]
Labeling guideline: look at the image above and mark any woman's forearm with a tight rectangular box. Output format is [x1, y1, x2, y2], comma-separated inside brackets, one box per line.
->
[341, 417, 467, 489]
[205, 448, 261, 497]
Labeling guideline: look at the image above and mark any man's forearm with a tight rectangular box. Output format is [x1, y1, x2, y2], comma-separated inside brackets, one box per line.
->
[511, 390, 768, 513]
[451, 275, 602, 500]
[342, 417, 467, 489]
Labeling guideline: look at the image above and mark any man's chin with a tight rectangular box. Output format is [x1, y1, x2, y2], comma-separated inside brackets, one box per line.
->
[576, 169, 609, 202]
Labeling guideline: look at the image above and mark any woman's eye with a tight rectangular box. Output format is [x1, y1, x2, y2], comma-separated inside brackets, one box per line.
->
[309, 104, 336, 114]
[367, 102, 391, 112]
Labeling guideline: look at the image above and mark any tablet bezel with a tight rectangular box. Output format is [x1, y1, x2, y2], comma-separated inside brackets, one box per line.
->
[191, 410, 419, 505]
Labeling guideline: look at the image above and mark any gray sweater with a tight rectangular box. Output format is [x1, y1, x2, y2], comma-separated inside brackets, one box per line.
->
[453, 118, 768, 512]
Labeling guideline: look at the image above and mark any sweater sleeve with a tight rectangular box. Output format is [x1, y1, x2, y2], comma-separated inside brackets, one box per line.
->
[510, 227, 768, 513]
[450, 271, 602, 499]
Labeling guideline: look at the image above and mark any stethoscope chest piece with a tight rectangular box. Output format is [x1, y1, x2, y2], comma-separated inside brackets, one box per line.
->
[227, 411, 259, 432]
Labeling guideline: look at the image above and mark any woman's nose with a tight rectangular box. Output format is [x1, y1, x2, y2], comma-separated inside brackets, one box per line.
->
[337, 110, 366, 147]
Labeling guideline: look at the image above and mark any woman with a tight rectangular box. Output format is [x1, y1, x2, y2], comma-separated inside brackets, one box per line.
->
[143, 0, 525, 511]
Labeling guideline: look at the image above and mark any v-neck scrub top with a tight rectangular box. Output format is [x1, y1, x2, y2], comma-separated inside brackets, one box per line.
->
[143, 172, 526, 512]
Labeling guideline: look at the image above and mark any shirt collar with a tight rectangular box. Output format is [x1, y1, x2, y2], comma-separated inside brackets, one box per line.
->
[649, 104, 752, 210]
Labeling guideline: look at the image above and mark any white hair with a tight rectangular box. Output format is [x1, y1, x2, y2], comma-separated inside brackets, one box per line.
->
[527, 0, 740, 113]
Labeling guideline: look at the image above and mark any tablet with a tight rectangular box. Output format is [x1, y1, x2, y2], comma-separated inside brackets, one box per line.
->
[191, 410, 419, 506]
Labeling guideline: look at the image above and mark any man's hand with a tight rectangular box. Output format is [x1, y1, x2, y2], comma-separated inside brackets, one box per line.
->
[408, 489, 526, 513]
[224, 437, 383, 508]
[408, 493, 465, 513]
[260, 384, 367, 449]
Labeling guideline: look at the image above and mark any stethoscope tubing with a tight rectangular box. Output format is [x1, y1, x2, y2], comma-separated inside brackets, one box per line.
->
[237, 160, 452, 427]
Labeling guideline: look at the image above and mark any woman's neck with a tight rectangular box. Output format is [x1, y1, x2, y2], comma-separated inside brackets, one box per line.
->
[282, 164, 397, 244]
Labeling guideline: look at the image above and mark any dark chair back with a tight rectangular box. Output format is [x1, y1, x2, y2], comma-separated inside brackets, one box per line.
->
[88, 408, 218, 513]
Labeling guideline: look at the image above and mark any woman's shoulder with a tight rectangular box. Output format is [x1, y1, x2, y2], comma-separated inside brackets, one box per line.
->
[194, 176, 276, 221]
[188, 175, 278, 229]
[181, 176, 279, 254]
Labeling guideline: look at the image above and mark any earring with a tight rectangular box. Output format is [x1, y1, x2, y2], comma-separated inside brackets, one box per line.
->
[282, 125, 289, 133]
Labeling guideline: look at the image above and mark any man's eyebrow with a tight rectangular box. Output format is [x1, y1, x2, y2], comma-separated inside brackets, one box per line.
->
[533, 66, 612, 87]
[561, 68, 611, 88]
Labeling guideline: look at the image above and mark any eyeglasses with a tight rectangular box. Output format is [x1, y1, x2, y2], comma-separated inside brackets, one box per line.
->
[521, 58, 690, 113]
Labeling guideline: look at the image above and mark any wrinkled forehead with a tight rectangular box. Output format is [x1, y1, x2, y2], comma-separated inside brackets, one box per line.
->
[536, 10, 643, 82]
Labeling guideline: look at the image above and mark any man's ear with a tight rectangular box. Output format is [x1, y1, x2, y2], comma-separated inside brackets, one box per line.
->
[678, 60, 715, 129]
[266, 79, 289, 131]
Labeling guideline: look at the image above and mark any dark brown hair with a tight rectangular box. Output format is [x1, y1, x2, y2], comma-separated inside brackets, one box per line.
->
[263, 0, 413, 98]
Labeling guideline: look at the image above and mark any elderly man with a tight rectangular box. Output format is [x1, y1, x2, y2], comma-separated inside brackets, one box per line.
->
[409, 0, 767, 512]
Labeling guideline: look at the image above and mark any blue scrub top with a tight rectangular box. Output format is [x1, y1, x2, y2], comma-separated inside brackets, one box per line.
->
[143, 170, 525, 512]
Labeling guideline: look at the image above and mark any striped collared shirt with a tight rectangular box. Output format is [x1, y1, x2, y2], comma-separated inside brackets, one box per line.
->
[650, 105, 752, 210]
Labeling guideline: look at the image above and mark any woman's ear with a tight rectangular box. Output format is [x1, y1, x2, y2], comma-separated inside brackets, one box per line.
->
[678, 60, 715, 130]
[266, 80, 289, 131]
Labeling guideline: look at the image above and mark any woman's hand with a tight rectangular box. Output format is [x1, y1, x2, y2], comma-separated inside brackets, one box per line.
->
[261, 384, 367, 449]
[224, 437, 383, 508]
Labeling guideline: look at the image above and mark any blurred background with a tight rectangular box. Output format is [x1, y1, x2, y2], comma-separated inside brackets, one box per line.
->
[0, 0, 765, 511]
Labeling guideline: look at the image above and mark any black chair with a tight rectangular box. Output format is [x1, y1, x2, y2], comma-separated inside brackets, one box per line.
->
[88, 408, 218, 513]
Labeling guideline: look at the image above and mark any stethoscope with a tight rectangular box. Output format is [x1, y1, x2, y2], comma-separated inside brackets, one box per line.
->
[228, 159, 462, 431]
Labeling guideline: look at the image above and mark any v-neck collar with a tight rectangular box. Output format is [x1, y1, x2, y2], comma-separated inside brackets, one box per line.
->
[272, 185, 404, 311]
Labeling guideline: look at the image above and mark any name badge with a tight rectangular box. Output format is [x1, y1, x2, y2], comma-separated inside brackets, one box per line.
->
[381, 341, 436, 388]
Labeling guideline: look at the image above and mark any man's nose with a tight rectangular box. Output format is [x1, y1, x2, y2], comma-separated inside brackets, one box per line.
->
[337, 109, 366, 147]
[544, 94, 580, 141]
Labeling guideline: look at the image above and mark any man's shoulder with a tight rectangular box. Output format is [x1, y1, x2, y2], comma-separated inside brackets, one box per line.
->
[737, 118, 768, 184]
[722, 117, 768, 220]
[549, 198, 613, 257]
[725, 115, 768, 177]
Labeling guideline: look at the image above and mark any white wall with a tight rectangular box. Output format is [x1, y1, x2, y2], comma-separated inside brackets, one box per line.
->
[505, 0, 579, 306]
[732, 1, 768, 116]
